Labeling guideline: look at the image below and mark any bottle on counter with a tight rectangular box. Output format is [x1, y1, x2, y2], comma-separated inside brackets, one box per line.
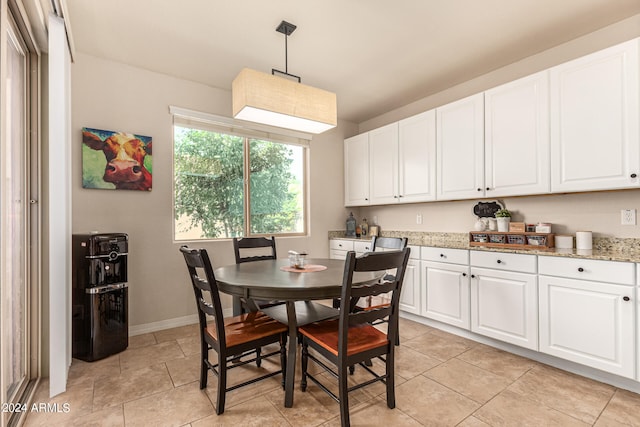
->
[360, 218, 369, 237]
[346, 212, 357, 237]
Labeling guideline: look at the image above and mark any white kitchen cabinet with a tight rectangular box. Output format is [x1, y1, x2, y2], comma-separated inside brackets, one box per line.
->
[369, 123, 399, 205]
[436, 93, 484, 201]
[470, 251, 538, 350]
[344, 133, 370, 206]
[539, 257, 636, 378]
[421, 247, 470, 329]
[485, 71, 550, 197]
[329, 239, 354, 260]
[353, 240, 372, 256]
[550, 38, 640, 193]
[399, 245, 421, 315]
[351, 110, 436, 206]
[398, 110, 437, 203]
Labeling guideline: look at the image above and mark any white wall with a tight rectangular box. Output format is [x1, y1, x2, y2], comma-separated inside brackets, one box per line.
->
[353, 15, 640, 239]
[71, 53, 354, 329]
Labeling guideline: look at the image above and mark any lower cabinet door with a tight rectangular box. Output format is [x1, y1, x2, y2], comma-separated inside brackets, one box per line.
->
[539, 275, 635, 378]
[399, 258, 421, 314]
[422, 261, 470, 329]
[470, 267, 538, 350]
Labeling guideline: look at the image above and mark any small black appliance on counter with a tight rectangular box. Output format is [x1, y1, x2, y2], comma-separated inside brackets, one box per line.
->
[72, 232, 129, 361]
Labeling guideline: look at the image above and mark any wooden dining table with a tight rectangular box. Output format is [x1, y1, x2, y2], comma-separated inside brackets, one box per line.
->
[214, 257, 384, 407]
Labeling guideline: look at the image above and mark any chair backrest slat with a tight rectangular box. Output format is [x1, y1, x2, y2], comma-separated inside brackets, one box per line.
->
[338, 248, 411, 355]
[348, 306, 392, 326]
[233, 236, 277, 264]
[371, 236, 408, 251]
[349, 280, 396, 299]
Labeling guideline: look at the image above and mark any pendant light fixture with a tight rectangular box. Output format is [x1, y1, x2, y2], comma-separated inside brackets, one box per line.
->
[232, 20, 337, 134]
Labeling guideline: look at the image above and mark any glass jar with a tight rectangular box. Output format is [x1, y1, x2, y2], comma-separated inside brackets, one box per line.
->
[360, 218, 368, 237]
[346, 212, 356, 237]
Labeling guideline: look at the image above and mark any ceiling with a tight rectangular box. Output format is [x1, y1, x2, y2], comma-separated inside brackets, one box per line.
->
[62, 0, 640, 124]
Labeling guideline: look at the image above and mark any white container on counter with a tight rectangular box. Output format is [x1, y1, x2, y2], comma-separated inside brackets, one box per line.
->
[575, 231, 593, 250]
[555, 235, 573, 249]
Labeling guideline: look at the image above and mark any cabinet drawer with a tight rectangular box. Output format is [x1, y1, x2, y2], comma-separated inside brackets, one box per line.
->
[539, 256, 635, 285]
[471, 250, 536, 274]
[421, 247, 469, 264]
[354, 240, 373, 253]
[329, 249, 348, 260]
[330, 239, 354, 251]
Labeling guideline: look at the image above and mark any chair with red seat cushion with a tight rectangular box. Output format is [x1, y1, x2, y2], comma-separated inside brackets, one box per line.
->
[299, 248, 411, 427]
[180, 246, 288, 415]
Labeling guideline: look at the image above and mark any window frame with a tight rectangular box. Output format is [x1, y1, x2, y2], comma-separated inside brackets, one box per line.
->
[172, 110, 310, 241]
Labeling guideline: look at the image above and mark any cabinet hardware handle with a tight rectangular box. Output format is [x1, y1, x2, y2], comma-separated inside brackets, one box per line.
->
[486, 187, 490, 191]
[631, 173, 637, 178]
[471, 274, 476, 278]
[462, 273, 467, 277]
[394, 195, 398, 198]
[477, 188, 482, 191]
[578, 267, 584, 272]
[440, 254, 445, 258]
[623, 296, 630, 302]
[496, 259, 502, 264]
[399, 195, 403, 198]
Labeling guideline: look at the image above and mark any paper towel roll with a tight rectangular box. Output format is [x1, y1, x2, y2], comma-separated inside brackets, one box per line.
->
[555, 235, 573, 249]
[575, 231, 592, 250]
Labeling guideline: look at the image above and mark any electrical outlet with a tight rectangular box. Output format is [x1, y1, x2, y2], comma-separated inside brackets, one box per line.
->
[373, 215, 378, 225]
[416, 214, 423, 225]
[621, 209, 636, 225]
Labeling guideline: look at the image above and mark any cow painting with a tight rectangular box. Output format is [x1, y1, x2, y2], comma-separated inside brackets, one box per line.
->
[82, 127, 153, 191]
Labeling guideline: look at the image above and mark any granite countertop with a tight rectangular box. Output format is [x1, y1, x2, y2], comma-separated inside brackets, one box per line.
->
[328, 231, 640, 263]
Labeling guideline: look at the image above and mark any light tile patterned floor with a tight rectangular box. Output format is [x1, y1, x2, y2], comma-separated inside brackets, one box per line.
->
[24, 319, 640, 426]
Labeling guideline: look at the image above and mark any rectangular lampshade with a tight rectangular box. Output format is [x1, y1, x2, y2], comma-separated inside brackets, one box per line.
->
[232, 68, 337, 134]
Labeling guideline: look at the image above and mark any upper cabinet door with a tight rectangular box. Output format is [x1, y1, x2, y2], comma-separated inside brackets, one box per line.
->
[550, 39, 640, 192]
[399, 110, 436, 203]
[436, 93, 485, 201]
[344, 133, 370, 206]
[368, 122, 399, 205]
[485, 71, 550, 197]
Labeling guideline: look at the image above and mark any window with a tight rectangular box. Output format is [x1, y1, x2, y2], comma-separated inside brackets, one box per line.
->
[173, 120, 307, 240]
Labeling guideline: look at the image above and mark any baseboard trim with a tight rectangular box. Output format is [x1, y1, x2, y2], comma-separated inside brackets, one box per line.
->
[129, 308, 233, 336]
[399, 311, 640, 394]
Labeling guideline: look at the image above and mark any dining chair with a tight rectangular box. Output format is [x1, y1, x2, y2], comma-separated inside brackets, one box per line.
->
[299, 248, 411, 427]
[333, 236, 408, 346]
[232, 236, 284, 314]
[179, 246, 288, 415]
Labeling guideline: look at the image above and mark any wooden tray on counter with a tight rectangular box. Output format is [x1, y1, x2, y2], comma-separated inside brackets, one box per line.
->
[469, 231, 555, 250]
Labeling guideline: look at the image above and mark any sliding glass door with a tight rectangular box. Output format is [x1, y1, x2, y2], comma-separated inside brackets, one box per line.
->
[1, 5, 39, 425]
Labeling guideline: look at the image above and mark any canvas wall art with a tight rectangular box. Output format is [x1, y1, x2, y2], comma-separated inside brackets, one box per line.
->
[82, 127, 153, 191]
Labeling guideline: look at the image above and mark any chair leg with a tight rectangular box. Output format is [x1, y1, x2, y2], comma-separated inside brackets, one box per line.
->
[280, 334, 287, 390]
[200, 339, 208, 389]
[216, 356, 227, 415]
[256, 347, 262, 367]
[338, 363, 350, 427]
[386, 351, 396, 409]
[300, 339, 308, 392]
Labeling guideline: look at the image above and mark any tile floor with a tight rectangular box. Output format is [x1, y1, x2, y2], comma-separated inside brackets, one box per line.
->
[24, 318, 640, 426]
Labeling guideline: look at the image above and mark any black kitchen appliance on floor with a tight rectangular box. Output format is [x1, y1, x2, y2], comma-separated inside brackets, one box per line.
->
[72, 232, 129, 361]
